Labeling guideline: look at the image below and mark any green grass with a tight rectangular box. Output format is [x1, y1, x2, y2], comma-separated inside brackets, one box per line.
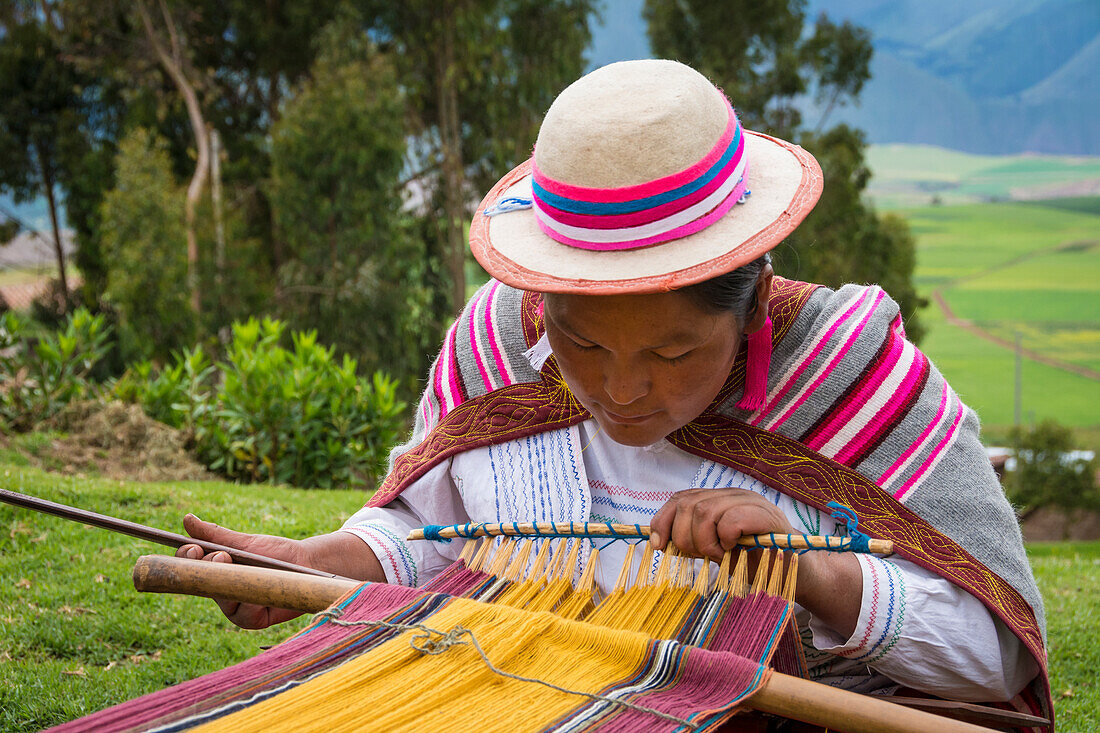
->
[1027, 542, 1100, 731]
[917, 303, 1100, 427]
[904, 201, 1100, 287]
[1, 461, 1096, 730]
[0, 463, 370, 731]
[898, 198, 1100, 426]
[1028, 197, 1100, 217]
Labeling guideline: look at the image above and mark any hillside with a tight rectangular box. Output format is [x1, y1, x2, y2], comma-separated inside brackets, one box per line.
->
[588, 0, 1100, 154]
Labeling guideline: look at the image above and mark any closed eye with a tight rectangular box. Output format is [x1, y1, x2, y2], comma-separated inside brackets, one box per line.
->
[567, 336, 600, 351]
[656, 350, 692, 365]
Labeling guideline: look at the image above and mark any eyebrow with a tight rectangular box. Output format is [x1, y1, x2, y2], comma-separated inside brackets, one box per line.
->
[550, 309, 708, 352]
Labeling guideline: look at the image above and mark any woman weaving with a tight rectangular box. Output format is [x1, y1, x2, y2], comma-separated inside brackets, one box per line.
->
[178, 60, 1048, 718]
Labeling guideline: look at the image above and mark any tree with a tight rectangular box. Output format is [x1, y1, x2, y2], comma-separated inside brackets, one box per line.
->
[1008, 420, 1099, 537]
[782, 125, 926, 343]
[100, 128, 196, 361]
[267, 17, 436, 385]
[0, 20, 83, 300]
[374, 0, 597, 313]
[644, 2, 924, 340]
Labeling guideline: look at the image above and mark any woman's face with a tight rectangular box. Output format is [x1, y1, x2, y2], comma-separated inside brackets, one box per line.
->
[542, 290, 742, 447]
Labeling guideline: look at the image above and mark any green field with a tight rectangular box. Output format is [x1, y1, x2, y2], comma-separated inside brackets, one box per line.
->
[898, 197, 1100, 433]
[867, 145, 1100, 209]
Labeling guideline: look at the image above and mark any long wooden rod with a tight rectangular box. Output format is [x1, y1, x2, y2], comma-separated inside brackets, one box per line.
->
[407, 521, 894, 555]
[0, 488, 352, 581]
[132, 555, 1023, 733]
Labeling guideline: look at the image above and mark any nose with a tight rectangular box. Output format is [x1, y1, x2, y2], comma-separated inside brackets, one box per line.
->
[603, 357, 649, 407]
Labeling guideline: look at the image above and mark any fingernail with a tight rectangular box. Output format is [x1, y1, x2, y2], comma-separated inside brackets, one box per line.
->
[649, 533, 661, 549]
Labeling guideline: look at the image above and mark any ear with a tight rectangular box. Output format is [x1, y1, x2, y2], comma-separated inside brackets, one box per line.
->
[745, 262, 774, 334]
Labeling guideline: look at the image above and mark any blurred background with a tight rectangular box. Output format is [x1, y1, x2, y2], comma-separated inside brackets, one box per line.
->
[0, 0, 1097, 515]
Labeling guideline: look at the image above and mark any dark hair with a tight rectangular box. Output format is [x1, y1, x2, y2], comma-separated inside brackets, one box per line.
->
[679, 253, 771, 326]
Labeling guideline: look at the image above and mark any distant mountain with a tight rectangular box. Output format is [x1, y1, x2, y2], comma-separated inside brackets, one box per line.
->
[804, 0, 1100, 154]
[587, 0, 1100, 154]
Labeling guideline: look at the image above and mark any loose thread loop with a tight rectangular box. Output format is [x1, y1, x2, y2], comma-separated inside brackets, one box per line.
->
[484, 196, 533, 216]
[314, 607, 696, 728]
[827, 502, 872, 553]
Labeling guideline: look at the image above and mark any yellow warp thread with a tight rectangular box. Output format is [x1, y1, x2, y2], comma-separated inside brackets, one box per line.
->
[195, 541, 799, 733]
[194, 596, 680, 733]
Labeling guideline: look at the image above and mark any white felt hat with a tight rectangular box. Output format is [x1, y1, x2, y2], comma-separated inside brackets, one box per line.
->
[469, 59, 823, 294]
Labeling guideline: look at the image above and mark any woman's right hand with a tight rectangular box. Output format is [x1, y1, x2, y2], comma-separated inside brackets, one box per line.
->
[177, 514, 386, 629]
[176, 514, 311, 629]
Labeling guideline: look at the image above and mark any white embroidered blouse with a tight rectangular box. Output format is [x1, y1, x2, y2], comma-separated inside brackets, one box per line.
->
[340, 413, 1036, 702]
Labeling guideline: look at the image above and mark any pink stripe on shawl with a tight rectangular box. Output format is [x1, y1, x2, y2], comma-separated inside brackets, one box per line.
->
[805, 321, 906, 452]
[533, 178, 747, 251]
[468, 287, 494, 393]
[750, 288, 874, 427]
[435, 323, 461, 417]
[766, 290, 884, 431]
[483, 280, 512, 387]
[879, 380, 949, 489]
[834, 344, 927, 466]
[895, 393, 965, 502]
[532, 96, 737, 203]
[419, 389, 434, 432]
[534, 141, 745, 229]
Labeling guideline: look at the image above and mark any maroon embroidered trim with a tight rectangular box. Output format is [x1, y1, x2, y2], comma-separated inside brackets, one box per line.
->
[520, 290, 543, 350]
[666, 415, 1050, 720]
[369, 363, 588, 508]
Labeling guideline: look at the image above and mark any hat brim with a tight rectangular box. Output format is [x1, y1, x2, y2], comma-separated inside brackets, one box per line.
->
[470, 131, 823, 294]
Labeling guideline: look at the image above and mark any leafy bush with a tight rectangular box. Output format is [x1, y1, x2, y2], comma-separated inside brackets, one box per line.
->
[1008, 420, 1099, 526]
[113, 346, 214, 430]
[116, 318, 405, 490]
[0, 308, 111, 431]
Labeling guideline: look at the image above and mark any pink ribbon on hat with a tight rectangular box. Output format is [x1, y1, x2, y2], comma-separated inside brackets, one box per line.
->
[528, 95, 750, 251]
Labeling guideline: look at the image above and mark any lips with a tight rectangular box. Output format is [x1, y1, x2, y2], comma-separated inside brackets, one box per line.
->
[602, 408, 658, 425]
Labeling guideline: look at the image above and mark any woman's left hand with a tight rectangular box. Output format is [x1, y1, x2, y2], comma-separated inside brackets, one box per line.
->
[649, 488, 793, 561]
[649, 488, 863, 638]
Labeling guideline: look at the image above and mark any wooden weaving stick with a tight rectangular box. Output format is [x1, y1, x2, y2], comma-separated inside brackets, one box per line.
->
[406, 521, 895, 554]
[132, 555, 1044, 733]
[0, 488, 353, 581]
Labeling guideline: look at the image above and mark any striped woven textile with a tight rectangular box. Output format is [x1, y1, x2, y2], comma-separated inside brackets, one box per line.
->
[51, 543, 799, 733]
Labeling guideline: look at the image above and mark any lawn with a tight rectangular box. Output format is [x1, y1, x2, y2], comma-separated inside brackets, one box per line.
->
[0, 462, 368, 731]
[917, 306, 1100, 429]
[1, 462, 1095, 731]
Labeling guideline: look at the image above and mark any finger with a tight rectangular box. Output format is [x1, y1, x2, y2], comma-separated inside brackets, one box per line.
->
[689, 500, 726, 561]
[668, 500, 700, 556]
[716, 512, 749, 551]
[229, 602, 303, 630]
[175, 543, 205, 560]
[183, 514, 256, 550]
[649, 499, 677, 550]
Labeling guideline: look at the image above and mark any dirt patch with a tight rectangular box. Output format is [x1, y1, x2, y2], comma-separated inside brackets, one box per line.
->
[27, 401, 215, 483]
[1021, 507, 1100, 542]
